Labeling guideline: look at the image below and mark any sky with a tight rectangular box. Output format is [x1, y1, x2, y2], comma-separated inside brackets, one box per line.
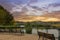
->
[0, 0, 60, 22]
[0, 0, 60, 14]
[0, 0, 60, 5]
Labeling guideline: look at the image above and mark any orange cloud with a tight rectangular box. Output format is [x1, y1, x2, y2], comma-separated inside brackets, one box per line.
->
[14, 16, 60, 22]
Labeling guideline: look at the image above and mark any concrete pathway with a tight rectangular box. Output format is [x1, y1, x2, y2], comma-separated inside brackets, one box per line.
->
[0, 33, 38, 40]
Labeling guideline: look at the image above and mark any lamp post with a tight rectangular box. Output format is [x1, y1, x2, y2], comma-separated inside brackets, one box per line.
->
[58, 28, 60, 40]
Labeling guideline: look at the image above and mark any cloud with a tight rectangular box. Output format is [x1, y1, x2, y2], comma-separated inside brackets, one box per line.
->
[10, 3, 27, 13]
[30, 0, 60, 12]
[30, 0, 57, 8]
[1, 0, 60, 16]
[48, 6, 60, 13]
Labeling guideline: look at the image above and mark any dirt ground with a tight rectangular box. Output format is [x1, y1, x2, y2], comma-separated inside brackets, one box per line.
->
[0, 33, 39, 40]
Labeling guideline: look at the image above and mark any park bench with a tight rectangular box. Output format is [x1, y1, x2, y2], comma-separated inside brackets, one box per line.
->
[38, 32, 55, 40]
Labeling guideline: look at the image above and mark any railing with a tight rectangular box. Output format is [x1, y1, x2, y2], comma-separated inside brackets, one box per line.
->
[0, 27, 24, 35]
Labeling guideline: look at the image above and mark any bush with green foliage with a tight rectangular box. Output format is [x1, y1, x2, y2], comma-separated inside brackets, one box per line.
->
[26, 27, 32, 34]
[25, 22, 32, 34]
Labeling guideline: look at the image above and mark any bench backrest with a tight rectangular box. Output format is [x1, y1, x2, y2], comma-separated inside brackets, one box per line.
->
[38, 32, 55, 40]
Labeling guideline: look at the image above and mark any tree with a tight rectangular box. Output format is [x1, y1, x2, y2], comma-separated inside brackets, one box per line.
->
[0, 5, 14, 25]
